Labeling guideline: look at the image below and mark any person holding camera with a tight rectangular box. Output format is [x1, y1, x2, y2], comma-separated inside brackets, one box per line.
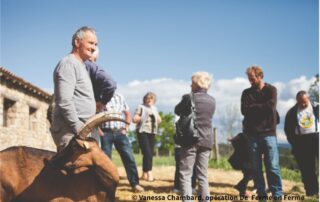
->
[174, 71, 215, 202]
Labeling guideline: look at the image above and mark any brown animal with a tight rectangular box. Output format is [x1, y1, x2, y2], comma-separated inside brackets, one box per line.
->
[0, 112, 125, 202]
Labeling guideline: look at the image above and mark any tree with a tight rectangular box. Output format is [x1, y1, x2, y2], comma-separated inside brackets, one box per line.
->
[127, 130, 140, 154]
[308, 74, 319, 105]
[127, 112, 176, 156]
[156, 112, 176, 156]
[217, 103, 242, 139]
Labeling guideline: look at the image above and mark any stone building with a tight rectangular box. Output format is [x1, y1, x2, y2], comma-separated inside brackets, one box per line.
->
[0, 67, 56, 151]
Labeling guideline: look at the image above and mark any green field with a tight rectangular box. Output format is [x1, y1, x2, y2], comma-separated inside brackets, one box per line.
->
[110, 150, 302, 182]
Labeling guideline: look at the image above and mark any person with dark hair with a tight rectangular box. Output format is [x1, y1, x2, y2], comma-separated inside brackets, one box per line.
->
[133, 92, 162, 182]
[241, 65, 283, 199]
[284, 90, 319, 197]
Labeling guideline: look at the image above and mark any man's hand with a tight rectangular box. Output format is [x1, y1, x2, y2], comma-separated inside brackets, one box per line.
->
[120, 128, 127, 135]
[96, 101, 105, 112]
[97, 127, 104, 136]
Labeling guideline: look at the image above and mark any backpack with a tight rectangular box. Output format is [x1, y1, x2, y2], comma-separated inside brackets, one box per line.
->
[174, 93, 199, 146]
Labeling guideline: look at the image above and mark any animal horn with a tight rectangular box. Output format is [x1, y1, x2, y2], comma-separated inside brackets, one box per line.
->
[78, 111, 129, 138]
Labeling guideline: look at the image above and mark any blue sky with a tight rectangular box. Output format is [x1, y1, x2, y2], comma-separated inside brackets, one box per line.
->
[1, 0, 318, 88]
[1, 0, 319, 142]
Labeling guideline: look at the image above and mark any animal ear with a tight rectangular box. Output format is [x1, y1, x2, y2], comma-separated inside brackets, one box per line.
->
[83, 141, 90, 149]
[75, 138, 90, 150]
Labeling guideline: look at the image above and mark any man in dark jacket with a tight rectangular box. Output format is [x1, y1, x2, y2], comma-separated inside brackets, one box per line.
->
[84, 47, 117, 142]
[241, 65, 282, 199]
[85, 47, 117, 112]
[284, 90, 319, 196]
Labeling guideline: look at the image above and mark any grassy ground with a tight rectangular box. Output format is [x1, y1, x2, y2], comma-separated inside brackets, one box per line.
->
[111, 150, 302, 182]
[115, 166, 315, 202]
[111, 151, 318, 201]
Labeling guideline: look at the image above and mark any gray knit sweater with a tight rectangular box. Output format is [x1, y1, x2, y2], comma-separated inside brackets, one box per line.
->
[52, 54, 96, 135]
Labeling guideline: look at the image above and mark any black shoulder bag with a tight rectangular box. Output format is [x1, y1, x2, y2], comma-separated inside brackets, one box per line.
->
[175, 93, 199, 146]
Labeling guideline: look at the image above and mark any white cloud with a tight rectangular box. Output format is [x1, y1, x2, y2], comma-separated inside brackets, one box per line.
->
[275, 76, 315, 118]
[117, 75, 315, 143]
[118, 78, 190, 112]
[42, 75, 317, 144]
[277, 76, 315, 101]
[277, 99, 296, 118]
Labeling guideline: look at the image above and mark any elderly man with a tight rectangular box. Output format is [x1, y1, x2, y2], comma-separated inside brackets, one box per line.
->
[284, 91, 319, 197]
[51, 26, 97, 151]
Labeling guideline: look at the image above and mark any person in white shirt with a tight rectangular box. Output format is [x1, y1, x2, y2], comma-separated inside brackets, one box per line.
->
[284, 90, 319, 196]
[100, 93, 144, 193]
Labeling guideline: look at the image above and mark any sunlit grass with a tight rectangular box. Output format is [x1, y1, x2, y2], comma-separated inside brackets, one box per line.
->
[111, 150, 302, 182]
[110, 150, 175, 167]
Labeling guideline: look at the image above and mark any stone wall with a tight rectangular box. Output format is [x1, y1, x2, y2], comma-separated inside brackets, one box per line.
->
[0, 84, 56, 152]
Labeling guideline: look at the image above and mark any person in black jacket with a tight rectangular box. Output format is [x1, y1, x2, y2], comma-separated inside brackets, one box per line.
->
[175, 71, 215, 202]
[284, 90, 319, 196]
[85, 47, 117, 112]
[85, 47, 117, 144]
[228, 132, 253, 197]
[241, 65, 282, 199]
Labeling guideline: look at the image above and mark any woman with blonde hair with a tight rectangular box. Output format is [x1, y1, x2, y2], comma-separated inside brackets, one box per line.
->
[175, 71, 215, 201]
[133, 92, 162, 181]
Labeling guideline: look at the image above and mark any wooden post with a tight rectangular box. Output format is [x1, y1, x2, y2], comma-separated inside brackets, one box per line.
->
[212, 128, 220, 161]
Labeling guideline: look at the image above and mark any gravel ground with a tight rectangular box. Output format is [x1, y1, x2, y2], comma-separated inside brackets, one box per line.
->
[115, 166, 309, 202]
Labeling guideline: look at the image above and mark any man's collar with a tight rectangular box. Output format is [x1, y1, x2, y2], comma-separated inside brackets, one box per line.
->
[251, 82, 268, 91]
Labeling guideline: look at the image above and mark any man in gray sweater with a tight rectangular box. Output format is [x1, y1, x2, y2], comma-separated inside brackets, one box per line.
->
[51, 26, 97, 151]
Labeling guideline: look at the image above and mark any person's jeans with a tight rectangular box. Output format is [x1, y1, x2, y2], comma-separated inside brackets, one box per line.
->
[248, 135, 283, 198]
[174, 147, 196, 190]
[100, 129, 140, 187]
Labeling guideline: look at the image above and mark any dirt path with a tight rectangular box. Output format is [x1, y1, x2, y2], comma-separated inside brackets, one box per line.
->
[115, 166, 308, 202]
